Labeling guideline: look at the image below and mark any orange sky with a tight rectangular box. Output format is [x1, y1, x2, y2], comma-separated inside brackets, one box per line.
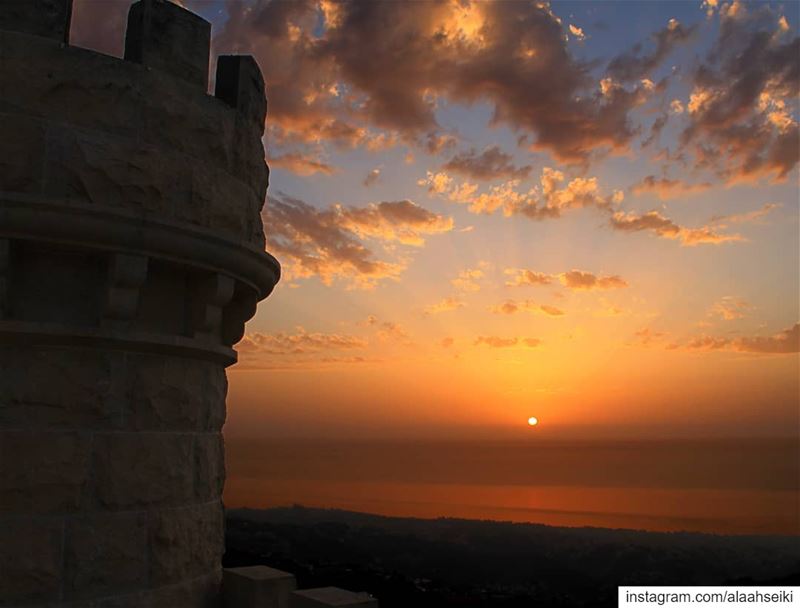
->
[71, 0, 800, 441]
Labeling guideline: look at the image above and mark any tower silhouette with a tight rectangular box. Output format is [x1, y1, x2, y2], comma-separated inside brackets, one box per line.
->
[0, 0, 279, 605]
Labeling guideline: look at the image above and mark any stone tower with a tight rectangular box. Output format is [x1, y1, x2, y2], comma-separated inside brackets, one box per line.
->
[0, 1, 279, 606]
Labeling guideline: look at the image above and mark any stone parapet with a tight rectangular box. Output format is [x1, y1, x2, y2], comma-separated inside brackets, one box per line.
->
[0, 0, 279, 606]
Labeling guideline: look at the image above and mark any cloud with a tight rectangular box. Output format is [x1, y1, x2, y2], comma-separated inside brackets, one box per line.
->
[710, 202, 780, 225]
[489, 300, 565, 317]
[269, 152, 337, 176]
[709, 296, 752, 320]
[686, 323, 799, 354]
[474, 336, 541, 348]
[569, 24, 586, 41]
[558, 270, 628, 291]
[239, 329, 367, 355]
[424, 297, 466, 315]
[609, 210, 744, 246]
[630, 175, 712, 200]
[505, 268, 627, 291]
[364, 315, 409, 342]
[451, 267, 485, 292]
[505, 269, 554, 287]
[441, 337, 455, 348]
[634, 328, 668, 346]
[607, 18, 696, 82]
[363, 168, 381, 187]
[442, 146, 532, 181]
[265, 194, 451, 288]
[70, 0, 129, 56]
[213, 0, 655, 163]
[678, 5, 799, 182]
[421, 167, 624, 219]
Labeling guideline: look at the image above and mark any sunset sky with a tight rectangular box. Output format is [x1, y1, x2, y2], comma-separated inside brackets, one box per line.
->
[73, 0, 799, 440]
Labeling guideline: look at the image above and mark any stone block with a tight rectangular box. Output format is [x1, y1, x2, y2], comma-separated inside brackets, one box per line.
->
[215, 55, 267, 130]
[146, 572, 221, 608]
[0, 113, 45, 194]
[64, 512, 148, 600]
[92, 432, 193, 509]
[0, 0, 72, 42]
[0, 347, 125, 429]
[194, 433, 225, 501]
[223, 566, 297, 608]
[124, 0, 211, 89]
[0, 430, 91, 512]
[44, 125, 192, 213]
[0, 516, 63, 604]
[126, 354, 227, 431]
[149, 501, 223, 586]
[290, 587, 378, 608]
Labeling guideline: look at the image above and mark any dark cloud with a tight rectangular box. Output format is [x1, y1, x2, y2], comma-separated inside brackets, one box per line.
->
[265, 194, 452, 288]
[607, 19, 696, 82]
[630, 175, 712, 200]
[686, 323, 799, 354]
[559, 270, 627, 291]
[679, 5, 799, 182]
[213, 0, 653, 163]
[442, 146, 531, 181]
[609, 210, 743, 246]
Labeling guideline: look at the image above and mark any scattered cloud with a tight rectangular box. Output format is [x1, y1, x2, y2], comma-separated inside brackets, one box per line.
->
[239, 329, 367, 355]
[610, 210, 744, 246]
[569, 24, 586, 40]
[489, 300, 565, 317]
[630, 175, 712, 200]
[421, 167, 624, 219]
[424, 297, 466, 315]
[504, 268, 628, 290]
[474, 336, 541, 348]
[265, 194, 452, 288]
[710, 202, 780, 225]
[709, 296, 752, 320]
[559, 270, 628, 291]
[685, 323, 799, 354]
[607, 18, 696, 82]
[678, 4, 799, 183]
[634, 327, 668, 346]
[442, 146, 532, 181]
[363, 168, 382, 187]
[451, 267, 485, 292]
[269, 152, 337, 176]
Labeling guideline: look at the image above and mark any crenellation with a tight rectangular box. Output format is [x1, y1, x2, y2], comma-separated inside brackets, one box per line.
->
[0, 0, 72, 43]
[215, 55, 268, 129]
[124, 0, 211, 90]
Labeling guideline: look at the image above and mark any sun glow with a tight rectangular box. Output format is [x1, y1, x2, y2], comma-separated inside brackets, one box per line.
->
[528, 416, 539, 426]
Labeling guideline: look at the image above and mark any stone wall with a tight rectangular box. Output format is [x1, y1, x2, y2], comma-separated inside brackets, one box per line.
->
[0, 1, 279, 606]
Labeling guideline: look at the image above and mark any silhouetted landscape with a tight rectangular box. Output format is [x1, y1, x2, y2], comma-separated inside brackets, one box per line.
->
[225, 506, 800, 607]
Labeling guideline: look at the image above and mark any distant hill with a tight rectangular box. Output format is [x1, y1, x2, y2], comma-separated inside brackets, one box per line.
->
[225, 506, 800, 607]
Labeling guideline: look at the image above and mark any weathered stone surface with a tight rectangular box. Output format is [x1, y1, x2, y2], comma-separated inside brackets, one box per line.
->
[0, 113, 45, 194]
[290, 587, 379, 608]
[64, 513, 148, 600]
[0, 0, 72, 42]
[0, 3, 277, 605]
[194, 433, 225, 501]
[0, 431, 91, 512]
[224, 566, 296, 608]
[126, 355, 226, 431]
[147, 572, 222, 608]
[44, 124, 193, 212]
[92, 432, 194, 509]
[0, 347, 125, 429]
[149, 502, 224, 586]
[125, 0, 211, 89]
[215, 55, 267, 130]
[0, 516, 62, 604]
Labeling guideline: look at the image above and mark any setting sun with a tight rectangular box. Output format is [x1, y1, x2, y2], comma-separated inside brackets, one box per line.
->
[528, 417, 539, 426]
